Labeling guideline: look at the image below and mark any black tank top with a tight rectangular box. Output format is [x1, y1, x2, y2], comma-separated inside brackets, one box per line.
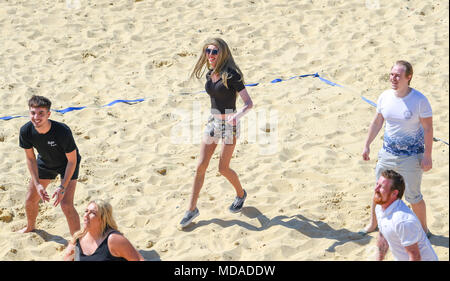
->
[75, 230, 127, 261]
[205, 68, 245, 114]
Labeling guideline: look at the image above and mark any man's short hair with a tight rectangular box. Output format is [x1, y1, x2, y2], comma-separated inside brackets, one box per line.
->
[28, 95, 52, 110]
[381, 170, 405, 199]
[394, 60, 413, 85]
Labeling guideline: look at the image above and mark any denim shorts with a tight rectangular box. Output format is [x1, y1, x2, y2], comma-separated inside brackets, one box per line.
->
[204, 115, 240, 144]
[375, 149, 423, 204]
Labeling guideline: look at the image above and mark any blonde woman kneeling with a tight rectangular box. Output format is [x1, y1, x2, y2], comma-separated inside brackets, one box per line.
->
[64, 200, 144, 261]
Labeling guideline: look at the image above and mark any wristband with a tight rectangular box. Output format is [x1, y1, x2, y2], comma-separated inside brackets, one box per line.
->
[58, 185, 65, 194]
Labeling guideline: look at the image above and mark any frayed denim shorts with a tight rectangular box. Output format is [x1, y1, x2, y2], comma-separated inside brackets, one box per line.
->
[204, 115, 240, 144]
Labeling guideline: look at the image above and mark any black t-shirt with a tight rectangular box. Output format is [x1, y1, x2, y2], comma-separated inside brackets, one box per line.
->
[205, 68, 245, 114]
[19, 120, 81, 169]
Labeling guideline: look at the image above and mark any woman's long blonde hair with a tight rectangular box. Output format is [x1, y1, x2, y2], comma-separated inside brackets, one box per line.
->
[70, 200, 119, 245]
[190, 37, 244, 88]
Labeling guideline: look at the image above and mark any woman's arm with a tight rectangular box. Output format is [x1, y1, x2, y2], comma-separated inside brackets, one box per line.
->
[228, 88, 253, 125]
[108, 233, 145, 261]
[63, 243, 76, 261]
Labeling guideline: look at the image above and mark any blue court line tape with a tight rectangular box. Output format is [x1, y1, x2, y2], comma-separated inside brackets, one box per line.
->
[0, 115, 26, 120]
[271, 73, 317, 84]
[434, 138, 449, 145]
[2, 73, 448, 146]
[361, 96, 377, 108]
[44, 99, 145, 115]
[1, 71, 448, 147]
[270, 73, 343, 87]
[1, 99, 147, 119]
[102, 99, 145, 107]
[1, 73, 322, 120]
[52, 106, 87, 114]
[318, 75, 343, 87]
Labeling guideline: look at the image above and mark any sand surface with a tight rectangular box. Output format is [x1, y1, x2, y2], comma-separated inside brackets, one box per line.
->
[0, 0, 448, 261]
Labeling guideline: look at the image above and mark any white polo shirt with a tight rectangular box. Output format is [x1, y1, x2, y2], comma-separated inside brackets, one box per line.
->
[375, 199, 438, 261]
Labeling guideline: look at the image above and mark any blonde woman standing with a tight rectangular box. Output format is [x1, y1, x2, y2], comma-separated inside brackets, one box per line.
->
[64, 200, 144, 261]
[179, 38, 254, 228]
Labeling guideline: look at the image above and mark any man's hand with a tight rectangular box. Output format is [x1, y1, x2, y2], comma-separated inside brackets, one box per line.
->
[421, 154, 432, 172]
[36, 184, 50, 202]
[362, 146, 371, 161]
[226, 114, 237, 126]
[52, 186, 65, 207]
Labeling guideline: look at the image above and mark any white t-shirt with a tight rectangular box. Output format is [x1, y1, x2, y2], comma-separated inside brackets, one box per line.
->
[377, 88, 432, 156]
[375, 200, 438, 261]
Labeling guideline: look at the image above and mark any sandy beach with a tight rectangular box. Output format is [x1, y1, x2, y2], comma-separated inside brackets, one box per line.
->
[0, 0, 448, 261]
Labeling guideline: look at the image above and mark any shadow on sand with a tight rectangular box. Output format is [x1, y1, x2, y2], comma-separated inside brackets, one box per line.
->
[182, 206, 372, 252]
[33, 229, 68, 246]
[429, 233, 449, 249]
[139, 249, 161, 261]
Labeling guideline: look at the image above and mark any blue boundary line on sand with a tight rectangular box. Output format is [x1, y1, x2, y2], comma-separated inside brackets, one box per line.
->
[1, 99, 146, 120]
[1, 73, 447, 146]
[1, 73, 324, 120]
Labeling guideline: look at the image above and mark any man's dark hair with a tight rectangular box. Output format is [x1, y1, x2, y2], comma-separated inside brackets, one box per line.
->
[28, 95, 52, 110]
[381, 170, 405, 199]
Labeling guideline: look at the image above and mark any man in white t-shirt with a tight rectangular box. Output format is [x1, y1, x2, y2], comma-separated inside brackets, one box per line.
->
[361, 61, 433, 237]
[374, 170, 437, 261]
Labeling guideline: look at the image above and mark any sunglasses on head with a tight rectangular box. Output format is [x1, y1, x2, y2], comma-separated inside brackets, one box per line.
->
[205, 48, 219, 55]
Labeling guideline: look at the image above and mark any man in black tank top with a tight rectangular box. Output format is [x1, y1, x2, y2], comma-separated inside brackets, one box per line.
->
[18, 95, 81, 236]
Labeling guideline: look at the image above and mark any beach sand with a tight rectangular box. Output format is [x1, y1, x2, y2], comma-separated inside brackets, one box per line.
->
[0, 0, 448, 261]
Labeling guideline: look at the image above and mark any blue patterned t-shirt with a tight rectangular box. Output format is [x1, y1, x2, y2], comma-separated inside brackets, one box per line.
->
[377, 89, 432, 156]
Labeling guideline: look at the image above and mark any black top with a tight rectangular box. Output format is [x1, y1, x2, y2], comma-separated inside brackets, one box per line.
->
[76, 230, 128, 261]
[205, 68, 245, 114]
[19, 120, 81, 169]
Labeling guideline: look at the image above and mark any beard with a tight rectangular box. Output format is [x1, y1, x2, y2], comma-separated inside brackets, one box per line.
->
[374, 192, 388, 205]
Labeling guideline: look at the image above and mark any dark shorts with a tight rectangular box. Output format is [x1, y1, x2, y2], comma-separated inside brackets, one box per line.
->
[37, 158, 81, 180]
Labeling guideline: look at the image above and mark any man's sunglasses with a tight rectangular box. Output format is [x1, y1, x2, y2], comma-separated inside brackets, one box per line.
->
[205, 48, 219, 55]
